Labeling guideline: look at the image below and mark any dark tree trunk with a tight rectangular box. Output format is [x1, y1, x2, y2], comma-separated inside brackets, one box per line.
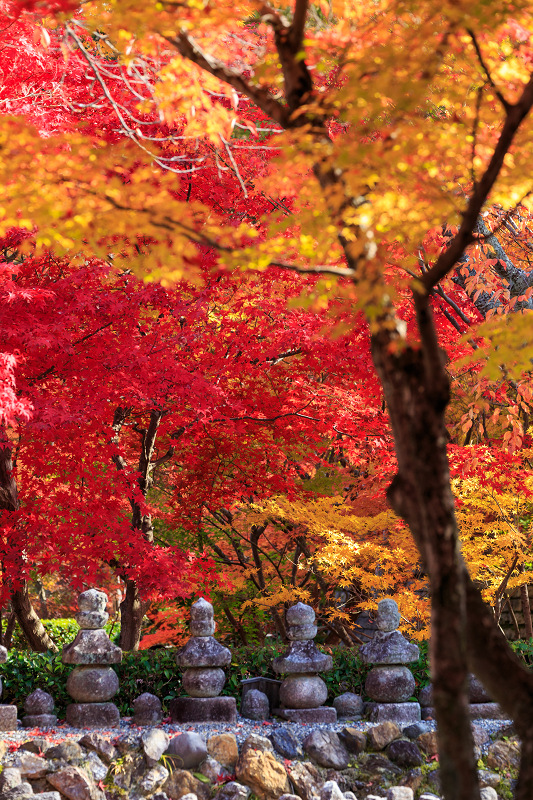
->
[371, 296, 480, 800]
[0, 433, 56, 653]
[118, 578, 148, 651]
[11, 582, 58, 652]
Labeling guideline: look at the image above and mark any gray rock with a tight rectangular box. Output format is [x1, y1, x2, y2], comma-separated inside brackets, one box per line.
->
[279, 796, 301, 800]
[478, 769, 501, 788]
[0, 644, 7, 662]
[66, 701, 120, 728]
[190, 598, 216, 638]
[86, 751, 109, 783]
[46, 740, 85, 761]
[0, 768, 22, 791]
[240, 734, 273, 755]
[269, 728, 302, 760]
[0, 704, 17, 730]
[176, 638, 231, 669]
[76, 610, 109, 629]
[214, 783, 251, 800]
[365, 666, 416, 703]
[403, 722, 431, 739]
[469, 675, 491, 703]
[166, 732, 208, 768]
[285, 761, 323, 800]
[385, 740, 423, 768]
[182, 667, 225, 698]
[387, 789, 413, 800]
[22, 713, 57, 729]
[24, 689, 54, 715]
[78, 589, 107, 613]
[241, 689, 269, 720]
[11, 752, 48, 779]
[143, 729, 170, 763]
[180, 795, 199, 800]
[376, 599, 401, 632]
[280, 675, 328, 709]
[338, 728, 366, 755]
[360, 631, 419, 665]
[62, 629, 122, 665]
[333, 693, 363, 719]
[20, 738, 50, 755]
[343, 793, 357, 800]
[302, 730, 349, 770]
[140, 765, 170, 795]
[479, 789, 498, 800]
[78, 732, 117, 763]
[198, 756, 232, 783]
[133, 692, 163, 725]
[320, 781, 344, 800]
[32, 794, 62, 800]
[469, 703, 506, 719]
[272, 641, 333, 675]
[3, 781, 34, 798]
[67, 665, 119, 702]
[418, 685, 432, 706]
[47, 765, 103, 800]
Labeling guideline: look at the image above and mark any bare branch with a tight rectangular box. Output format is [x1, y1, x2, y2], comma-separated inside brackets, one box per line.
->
[289, 0, 309, 52]
[422, 72, 533, 292]
[163, 31, 291, 127]
[468, 29, 511, 112]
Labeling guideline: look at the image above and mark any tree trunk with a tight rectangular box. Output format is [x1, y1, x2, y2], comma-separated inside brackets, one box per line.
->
[11, 582, 58, 652]
[118, 578, 148, 651]
[371, 298, 480, 800]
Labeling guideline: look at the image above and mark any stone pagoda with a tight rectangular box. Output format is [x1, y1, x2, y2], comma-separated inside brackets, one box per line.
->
[170, 597, 236, 723]
[273, 602, 336, 723]
[360, 598, 421, 724]
[0, 645, 16, 730]
[63, 589, 122, 728]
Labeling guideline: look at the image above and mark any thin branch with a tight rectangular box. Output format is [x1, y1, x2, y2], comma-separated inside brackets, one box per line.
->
[163, 31, 290, 127]
[422, 71, 533, 292]
[467, 29, 511, 112]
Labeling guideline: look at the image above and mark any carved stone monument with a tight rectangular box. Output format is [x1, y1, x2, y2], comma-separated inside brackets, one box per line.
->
[360, 598, 421, 724]
[170, 597, 236, 723]
[273, 602, 336, 723]
[63, 589, 122, 728]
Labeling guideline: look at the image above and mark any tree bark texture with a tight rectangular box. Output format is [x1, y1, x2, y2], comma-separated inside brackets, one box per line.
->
[118, 578, 149, 652]
[11, 582, 58, 653]
[0, 432, 58, 652]
[371, 297, 480, 800]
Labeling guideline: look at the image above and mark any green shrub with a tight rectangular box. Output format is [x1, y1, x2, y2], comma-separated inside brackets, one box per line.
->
[0, 640, 431, 717]
[2, 618, 120, 651]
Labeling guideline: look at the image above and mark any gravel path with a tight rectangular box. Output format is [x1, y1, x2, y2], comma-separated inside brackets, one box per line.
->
[0, 713, 514, 754]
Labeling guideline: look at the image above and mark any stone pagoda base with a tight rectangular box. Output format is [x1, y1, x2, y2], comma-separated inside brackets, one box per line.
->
[66, 702, 120, 728]
[274, 706, 337, 723]
[367, 701, 421, 724]
[170, 696, 237, 723]
[22, 714, 57, 728]
[422, 702, 505, 721]
[0, 705, 17, 730]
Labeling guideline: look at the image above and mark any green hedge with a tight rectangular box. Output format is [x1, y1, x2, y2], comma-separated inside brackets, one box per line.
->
[0, 642, 432, 717]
